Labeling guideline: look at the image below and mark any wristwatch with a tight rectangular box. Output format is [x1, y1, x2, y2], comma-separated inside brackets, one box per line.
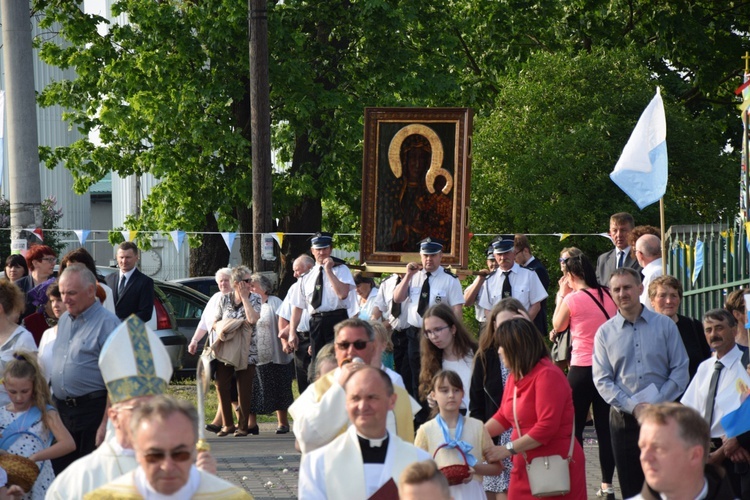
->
[505, 441, 517, 455]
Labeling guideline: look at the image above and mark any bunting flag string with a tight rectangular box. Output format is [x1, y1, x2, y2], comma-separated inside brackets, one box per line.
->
[120, 230, 138, 242]
[692, 240, 704, 285]
[221, 232, 237, 253]
[169, 230, 186, 253]
[73, 229, 91, 246]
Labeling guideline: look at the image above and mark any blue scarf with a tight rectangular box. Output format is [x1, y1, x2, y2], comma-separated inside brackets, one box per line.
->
[436, 413, 477, 467]
[0, 405, 53, 450]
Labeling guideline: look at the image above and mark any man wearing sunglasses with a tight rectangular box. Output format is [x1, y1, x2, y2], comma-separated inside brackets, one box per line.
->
[48, 317, 218, 499]
[87, 395, 250, 499]
[289, 318, 420, 455]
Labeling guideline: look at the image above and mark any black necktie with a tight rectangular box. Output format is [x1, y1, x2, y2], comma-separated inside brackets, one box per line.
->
[118, 274, 127, 295]
[311, 266, 324, 310]
[502, 271, 512, 298]
[390, 276, 402, 318]
[704, 361, 724, 427]
[417, 272, 431, 316]
[617, 250, 625, 268]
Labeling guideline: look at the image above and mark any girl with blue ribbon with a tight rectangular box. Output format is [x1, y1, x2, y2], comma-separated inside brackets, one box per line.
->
[0, 352, 74, 498]
[415, 370, 503, 500]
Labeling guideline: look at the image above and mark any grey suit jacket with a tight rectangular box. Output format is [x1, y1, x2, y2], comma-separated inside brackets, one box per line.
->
[596, 247, 642, 287]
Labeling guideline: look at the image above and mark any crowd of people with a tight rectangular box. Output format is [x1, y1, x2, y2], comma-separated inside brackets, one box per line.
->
[0, 210, 747, 499]
[280, 217, 746, 500]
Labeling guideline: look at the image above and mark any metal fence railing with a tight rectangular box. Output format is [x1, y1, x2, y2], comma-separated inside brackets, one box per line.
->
[665, 223, 750, 319]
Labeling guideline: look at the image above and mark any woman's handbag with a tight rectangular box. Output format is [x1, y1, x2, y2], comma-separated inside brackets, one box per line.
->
[550, 328, 571, 363]
[513, 387, 575, 497]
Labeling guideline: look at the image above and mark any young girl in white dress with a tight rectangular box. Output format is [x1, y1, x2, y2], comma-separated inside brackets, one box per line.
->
[0, 352, 75, 499]
[415, 370, 502, 500]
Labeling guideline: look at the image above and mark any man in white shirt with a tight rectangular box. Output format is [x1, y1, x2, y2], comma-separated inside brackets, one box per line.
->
[463, 245, 497, 335]
[298, 366, 430, 499]
[681, 308, 750, 497]
[372, 272, 412, 394]
[635, 234, 663, 310]
[476, 236, 547, 321]
[288, 232, 356, 359]
[393, 238, 464, 398]
[278, 255, 315, 393]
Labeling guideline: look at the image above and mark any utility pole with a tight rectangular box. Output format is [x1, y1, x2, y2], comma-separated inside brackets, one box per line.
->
[249, 0, 273, 272]
[1, 1, 42, 244]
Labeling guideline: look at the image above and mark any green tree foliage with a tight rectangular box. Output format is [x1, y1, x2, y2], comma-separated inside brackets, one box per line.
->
[0, 196, 66, 259]
[35, 0, 253, 267]
[470, 48, 737, 286]
[30, 0, 750, 287]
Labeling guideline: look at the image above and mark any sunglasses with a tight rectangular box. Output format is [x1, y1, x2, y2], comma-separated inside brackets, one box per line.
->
[335, 340, 370, 350]
[142, 450, 193, 464]
[238, 278, 253, 284]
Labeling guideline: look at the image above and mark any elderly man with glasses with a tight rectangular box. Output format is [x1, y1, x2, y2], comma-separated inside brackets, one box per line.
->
[85, 396, 249, 499]
[289, 318, 420, 455]
[47, 317, 217, 499]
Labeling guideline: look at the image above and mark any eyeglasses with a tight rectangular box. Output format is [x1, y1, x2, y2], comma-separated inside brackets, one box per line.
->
[335, 340, 370, 350]
[142, 450, 193, 464]
[40, 257, 57, 263]
[423, 325, 450, 338]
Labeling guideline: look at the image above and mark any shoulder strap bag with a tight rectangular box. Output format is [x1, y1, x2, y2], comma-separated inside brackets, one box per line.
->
[513, 386, 575, 497]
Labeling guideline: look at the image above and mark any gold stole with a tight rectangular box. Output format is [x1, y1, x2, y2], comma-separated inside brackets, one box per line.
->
[312, 371, 415, 442]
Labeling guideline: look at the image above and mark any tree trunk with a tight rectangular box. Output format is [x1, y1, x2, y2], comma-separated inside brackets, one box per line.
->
[238, 205, 254, 268]
[189, 214, 229, 276]
[249, 0, 273, 273]
[277, 132, 323, 297]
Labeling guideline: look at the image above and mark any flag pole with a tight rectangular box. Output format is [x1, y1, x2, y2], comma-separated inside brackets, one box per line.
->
[660, 197, 666, 275]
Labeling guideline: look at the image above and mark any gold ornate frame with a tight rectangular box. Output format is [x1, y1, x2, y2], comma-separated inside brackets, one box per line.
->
[360, 107, 472, 268]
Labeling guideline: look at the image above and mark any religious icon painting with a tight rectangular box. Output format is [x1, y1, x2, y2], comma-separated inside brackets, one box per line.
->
[360, 108, 473, 268]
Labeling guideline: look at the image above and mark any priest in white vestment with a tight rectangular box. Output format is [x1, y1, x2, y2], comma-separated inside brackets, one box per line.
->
[85, 395, 251, 499]
[46, 316, 217, 499]
[289, 318, 421, 455]
[299, 366, 430, 499]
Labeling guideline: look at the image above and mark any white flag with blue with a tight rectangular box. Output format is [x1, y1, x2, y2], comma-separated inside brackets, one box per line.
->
[610, 87, 667, 209]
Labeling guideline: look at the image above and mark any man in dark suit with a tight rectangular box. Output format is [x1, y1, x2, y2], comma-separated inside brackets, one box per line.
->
[596, 212, 642, 286]
[105, 241, 154, 322]
[514, 233, 550, 334]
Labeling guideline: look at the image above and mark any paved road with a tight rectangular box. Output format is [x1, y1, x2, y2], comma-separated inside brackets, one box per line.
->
[209, 424, 624, 499]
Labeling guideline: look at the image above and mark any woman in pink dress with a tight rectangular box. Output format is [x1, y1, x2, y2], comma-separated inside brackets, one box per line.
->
[485, 318, 586, 500]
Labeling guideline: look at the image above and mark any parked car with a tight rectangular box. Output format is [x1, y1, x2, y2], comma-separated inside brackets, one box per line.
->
[172, 276, 218, 297]
[156, 280, 211, 376]
[95, 266, 188, 374]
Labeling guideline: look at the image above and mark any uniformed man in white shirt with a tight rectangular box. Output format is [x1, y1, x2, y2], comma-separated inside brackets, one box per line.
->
[289, 232, 356, 359]
[477, 236, 548, 322]
[393, 238, 464, 399]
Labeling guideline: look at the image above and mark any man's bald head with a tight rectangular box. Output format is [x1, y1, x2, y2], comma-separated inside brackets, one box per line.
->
[635, 234, 661, 267]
